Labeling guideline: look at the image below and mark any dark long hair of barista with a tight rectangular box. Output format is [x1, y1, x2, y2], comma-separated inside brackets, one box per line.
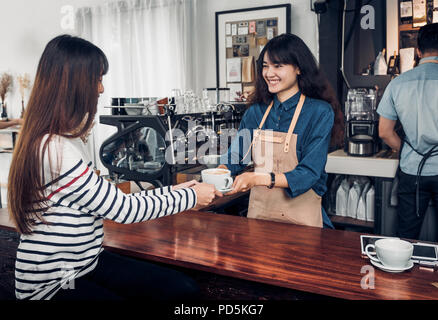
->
[249, 33, 344, 149]
[8, 34, 109, 234]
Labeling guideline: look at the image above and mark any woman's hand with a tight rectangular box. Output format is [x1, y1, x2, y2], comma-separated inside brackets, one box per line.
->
[191, 182, 223, 210]
[172, 179, 199, 190]
[226, 172, 270, 195]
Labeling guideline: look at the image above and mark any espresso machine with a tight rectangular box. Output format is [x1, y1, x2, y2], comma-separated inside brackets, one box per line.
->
[99, 95, 246, 188]
[345, 88, 379, 157]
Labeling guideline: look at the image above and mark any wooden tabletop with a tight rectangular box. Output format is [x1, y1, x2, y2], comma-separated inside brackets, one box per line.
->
[1, 208, 438, 300]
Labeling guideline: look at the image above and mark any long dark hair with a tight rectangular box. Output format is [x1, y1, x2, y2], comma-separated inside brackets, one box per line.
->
[8, 35, 108, 234]
[250, 33, 344, 149]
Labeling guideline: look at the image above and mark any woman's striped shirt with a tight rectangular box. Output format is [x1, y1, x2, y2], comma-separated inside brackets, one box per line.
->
[15, 135, 197, 300]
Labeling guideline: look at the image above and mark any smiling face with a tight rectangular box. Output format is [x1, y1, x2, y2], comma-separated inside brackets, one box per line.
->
[262, 52, 300, 102]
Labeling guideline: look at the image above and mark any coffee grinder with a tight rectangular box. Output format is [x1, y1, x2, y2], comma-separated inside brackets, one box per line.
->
[345, 88, 379, 157]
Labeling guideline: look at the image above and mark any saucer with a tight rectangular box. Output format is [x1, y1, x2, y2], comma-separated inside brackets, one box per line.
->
[218, 187, 233, 194]
[370, 259, 414, 273]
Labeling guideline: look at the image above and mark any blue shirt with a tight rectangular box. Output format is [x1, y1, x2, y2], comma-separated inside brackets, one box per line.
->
[377, 56, 438, 176]
[220, 91, 334, 198]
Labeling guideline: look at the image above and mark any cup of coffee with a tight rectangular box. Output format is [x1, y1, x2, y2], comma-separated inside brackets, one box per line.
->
[365, 238, 413, 269]
[201, 168, 233, 191]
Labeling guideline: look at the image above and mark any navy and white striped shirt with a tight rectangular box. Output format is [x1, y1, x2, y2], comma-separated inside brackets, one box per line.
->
[15, 135, 197, 300]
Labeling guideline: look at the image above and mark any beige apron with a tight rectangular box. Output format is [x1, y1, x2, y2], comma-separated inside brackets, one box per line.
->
[246, 94, 323, 227]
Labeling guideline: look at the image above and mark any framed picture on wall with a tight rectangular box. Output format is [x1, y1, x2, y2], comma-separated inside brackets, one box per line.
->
[215, 5, 291, 101]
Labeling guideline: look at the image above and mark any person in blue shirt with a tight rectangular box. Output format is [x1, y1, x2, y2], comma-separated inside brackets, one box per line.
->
[219, 33, 343, 228]
[377, 23, 438, 240]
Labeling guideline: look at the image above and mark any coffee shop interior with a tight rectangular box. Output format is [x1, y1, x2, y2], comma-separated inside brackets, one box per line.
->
[0, 0, 438, 301]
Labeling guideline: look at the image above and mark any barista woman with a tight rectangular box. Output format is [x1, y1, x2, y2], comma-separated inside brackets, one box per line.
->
[219, 33, 343, 228]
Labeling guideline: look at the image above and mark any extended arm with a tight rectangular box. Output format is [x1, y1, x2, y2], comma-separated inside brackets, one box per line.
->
[44, 140, 197, 224]
[378, 116, 401, 152]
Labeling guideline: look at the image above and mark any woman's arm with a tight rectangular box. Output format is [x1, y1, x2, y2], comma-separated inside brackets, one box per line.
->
[44, 139, 198, 224]
[228, 106, 334, 196]
[134, 180, 200, 197]
[283, 107, 334, 197]
[226, 172, 288, 195]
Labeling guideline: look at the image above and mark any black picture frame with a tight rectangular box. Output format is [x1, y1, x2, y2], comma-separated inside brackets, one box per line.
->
[215, 4, 291, 89]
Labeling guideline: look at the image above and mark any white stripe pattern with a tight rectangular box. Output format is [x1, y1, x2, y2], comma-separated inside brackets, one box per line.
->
[15, 136, 197, 300]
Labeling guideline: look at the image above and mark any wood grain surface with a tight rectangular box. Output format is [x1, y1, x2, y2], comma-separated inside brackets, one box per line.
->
[1, 208, 438, 300]
[102, 211, 438, 300]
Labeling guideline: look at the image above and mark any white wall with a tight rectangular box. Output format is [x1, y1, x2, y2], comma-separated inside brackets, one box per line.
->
[0, 0, 318, 124]
[0, 0, 108, 118]
[386, 0, 399, 62]
[0, 0, 104, 204]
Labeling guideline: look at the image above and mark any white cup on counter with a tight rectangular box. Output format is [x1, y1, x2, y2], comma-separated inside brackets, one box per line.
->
[201, 168, 233, 191]
[365, 238, 413, 269]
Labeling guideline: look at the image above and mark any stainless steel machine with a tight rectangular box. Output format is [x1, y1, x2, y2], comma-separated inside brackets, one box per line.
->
[99, 97, 246, 188]
[345, 88, 379, 157]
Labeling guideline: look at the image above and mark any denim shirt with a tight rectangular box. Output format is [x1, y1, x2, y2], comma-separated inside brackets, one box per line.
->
[377, 56, 438, 176]
[220, 91, 334, 199]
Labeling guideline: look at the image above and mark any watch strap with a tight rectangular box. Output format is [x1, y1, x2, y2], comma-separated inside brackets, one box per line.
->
[267, 172, 275, 189]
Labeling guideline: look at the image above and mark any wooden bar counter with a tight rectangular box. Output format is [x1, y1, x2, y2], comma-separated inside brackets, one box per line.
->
[1, 208, 437, 300]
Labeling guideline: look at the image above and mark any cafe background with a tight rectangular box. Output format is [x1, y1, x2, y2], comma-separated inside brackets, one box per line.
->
[0, 0, 318, 199]
[0, 0, 437, 241]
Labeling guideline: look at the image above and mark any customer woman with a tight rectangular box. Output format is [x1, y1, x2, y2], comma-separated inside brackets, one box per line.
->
[8, 35, 220, 300]
[220, 33, 343, 228]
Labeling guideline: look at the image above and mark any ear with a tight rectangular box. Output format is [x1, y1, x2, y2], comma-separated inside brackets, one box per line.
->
[416, 48, 422, 59]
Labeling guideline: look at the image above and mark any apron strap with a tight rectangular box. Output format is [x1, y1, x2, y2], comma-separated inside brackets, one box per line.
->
[241, 100, 274, 162]
[241, 93, 306, 161]
[257, 100, 275, 132]
[284, 94, 306, 153]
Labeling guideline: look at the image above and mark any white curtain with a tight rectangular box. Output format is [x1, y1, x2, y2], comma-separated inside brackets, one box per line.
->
[74, 0, 200, 172]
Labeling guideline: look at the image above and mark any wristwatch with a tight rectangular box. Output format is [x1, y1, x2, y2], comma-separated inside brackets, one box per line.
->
[267, 172, 275, 189]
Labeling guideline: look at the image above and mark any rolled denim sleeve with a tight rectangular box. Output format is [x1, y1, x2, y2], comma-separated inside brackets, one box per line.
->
[284, 107, 334, 198]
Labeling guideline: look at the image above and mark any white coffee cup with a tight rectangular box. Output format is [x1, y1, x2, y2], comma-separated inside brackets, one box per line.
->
[365, 238, 413, 269]
[201, 168, 233, 191]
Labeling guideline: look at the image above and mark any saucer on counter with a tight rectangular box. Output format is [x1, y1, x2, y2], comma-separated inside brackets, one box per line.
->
[370, 259, 414, 273]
